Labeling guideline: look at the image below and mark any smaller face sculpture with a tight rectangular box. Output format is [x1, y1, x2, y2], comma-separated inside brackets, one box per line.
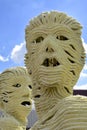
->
[25, 11, 85, 94]
[0, 67, 32, 123]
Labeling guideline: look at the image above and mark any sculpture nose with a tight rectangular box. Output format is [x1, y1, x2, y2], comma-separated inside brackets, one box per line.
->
[43, 35, 55, 53]
[46, 47, 54, 52]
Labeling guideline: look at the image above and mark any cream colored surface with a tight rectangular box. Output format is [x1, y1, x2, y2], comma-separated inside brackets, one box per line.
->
[30, 95, 87, 130]
[0, 67, 32, 130]
[25, 11, 86, 129]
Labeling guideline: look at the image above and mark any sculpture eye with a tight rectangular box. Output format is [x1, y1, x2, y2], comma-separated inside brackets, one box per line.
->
[56, 35, 68, 40]
[28, 85, 32, 89]
[32, 36, 44, 43]
[13, 83, 21, 88]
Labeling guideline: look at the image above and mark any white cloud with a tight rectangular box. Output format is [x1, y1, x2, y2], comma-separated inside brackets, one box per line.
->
[82, 38, 87, 54]
[11, 42, 26, 64]
[0, 55, 9, 62]
[74, 84, 87, 90]
[83, 64, 87, 70]
[80, 72, 87, 77]
[78, 38, 87, 78]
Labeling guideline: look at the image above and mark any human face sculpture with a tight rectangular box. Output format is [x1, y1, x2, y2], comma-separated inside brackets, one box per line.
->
[0, 67, 32, 123]
[25, 11, 85, 93]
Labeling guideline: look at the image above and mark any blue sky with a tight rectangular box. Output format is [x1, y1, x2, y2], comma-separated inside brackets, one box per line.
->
[0, 0, 87, 89]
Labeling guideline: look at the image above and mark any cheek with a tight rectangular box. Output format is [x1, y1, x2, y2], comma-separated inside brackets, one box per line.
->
[29, 51, 39, 66]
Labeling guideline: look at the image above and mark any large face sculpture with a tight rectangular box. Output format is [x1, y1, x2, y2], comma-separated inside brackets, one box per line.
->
[0, 67, 32, 123]
[25, 11, 85, 93]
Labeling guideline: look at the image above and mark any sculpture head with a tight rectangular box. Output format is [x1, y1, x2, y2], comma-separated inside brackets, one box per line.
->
[0, 67, 32, 124]
[25, 11, 85, 94]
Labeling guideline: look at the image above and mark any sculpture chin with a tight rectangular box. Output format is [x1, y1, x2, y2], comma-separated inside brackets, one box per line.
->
[38, 65, 63, 86]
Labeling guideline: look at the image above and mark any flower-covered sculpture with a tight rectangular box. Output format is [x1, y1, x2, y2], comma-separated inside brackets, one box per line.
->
[25, 11, 87, 130]
[0, 67, 32, 130]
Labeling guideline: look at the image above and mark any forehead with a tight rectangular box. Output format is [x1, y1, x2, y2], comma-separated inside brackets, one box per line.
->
[2, 75, 31, 87]
[26, 23, 76, 41]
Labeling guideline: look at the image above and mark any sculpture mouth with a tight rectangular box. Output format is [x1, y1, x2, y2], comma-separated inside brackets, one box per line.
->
[42, 58, 60, 67]
[21, 101, 31, 107]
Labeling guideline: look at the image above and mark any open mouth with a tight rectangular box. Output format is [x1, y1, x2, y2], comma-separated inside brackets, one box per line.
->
[21, 101, 31, 107]
[42, 58, 60, 67]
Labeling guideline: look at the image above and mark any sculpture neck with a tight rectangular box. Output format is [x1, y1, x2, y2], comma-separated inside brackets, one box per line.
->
[33, 84, 71, 119]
